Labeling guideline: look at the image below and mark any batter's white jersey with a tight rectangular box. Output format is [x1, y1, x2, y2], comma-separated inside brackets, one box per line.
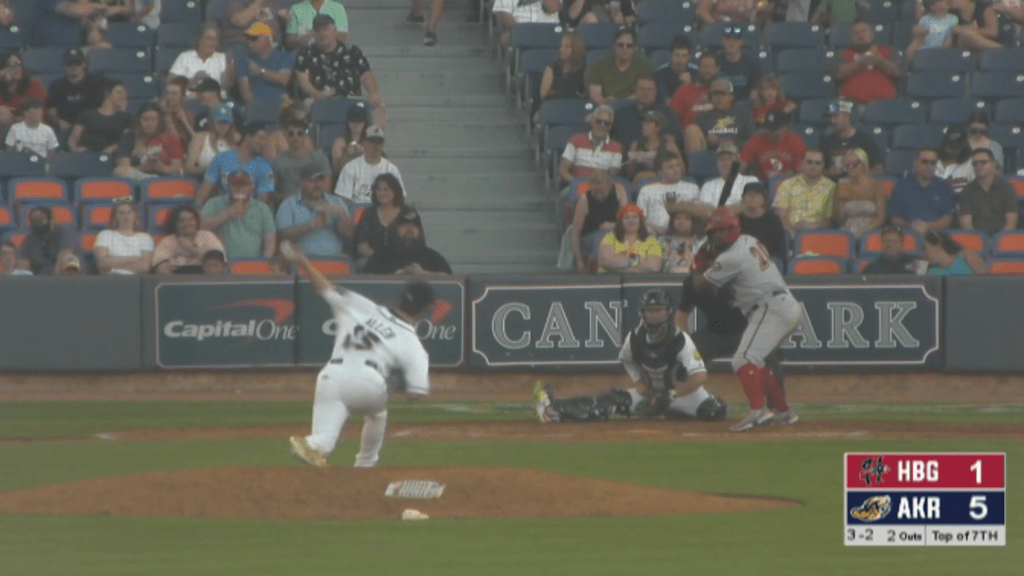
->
[323, 289, 430, 395]
[704, 234, 789, 316]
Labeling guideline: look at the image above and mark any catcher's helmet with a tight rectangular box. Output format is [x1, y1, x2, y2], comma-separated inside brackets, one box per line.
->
[399, 280, 435, 317]
[639, 289, 674, 336]
[705, 206, 740, 247]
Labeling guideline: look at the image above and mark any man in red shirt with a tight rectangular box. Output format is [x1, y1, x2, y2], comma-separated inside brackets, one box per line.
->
[670, 52, 719, 130]
[836, 20, 900, 104]
[740, 110, 806, 182]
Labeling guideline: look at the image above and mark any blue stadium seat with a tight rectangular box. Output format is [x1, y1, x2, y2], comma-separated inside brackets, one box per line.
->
[22, 48, 66, 74]
[105, 72, 158, 100]
[928, 98, 988, 125]
[586, 49, 611, 68]
[979, 48, 1024, 71]
[0, 28, 24, 51]
[103, 23, 156, 48]
[0, 152, 47, 180]
[543, 124, 584, 186]
[828, 23, 890, 50]
[781, 72, 836, 100]
[687, 149, 719, 183]
[49, 153, 115, 182]
[164, 0, 203, 23]
[509, 23, 562, 52]
[988, 124, 1024, 156]
[316, 123, 347, 151]
[155, 49, 185, 74]
[891, 21, 916, 50]
[910, 48, 975, 73]
[638, 21, 697, 54]
[863, 98, 928, 126]
[971, 72, 1024, 101]
[776, 48, 834, 75]
[892, 124, 947, 150]
[994, 99, 1024, 124]
[636, 0, 697, 25]
[649, 49, 670, 69]
[309, 99, 366, 125]
[538, 99, 595, 128]
[797, 98, 835, 127]
[905, 72, 968, 101]
[861, 124, 892, 155]
[701, 23, 760, 50]
[755, 48, 773, 76]
[765, 22, 825, 51]
[577, 23, 619, 50]
[157, 23, 202, 49]
[789, 124, 820, 150]
[865, 0, 899, 24]
[885, 149, 917, 177]
[88, 48, 152, 74]
[246, 98, 282, 124]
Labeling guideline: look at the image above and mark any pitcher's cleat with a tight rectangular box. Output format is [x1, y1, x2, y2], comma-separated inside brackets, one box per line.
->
[729, 408, 775, 432]
[289, 436, 328, 468]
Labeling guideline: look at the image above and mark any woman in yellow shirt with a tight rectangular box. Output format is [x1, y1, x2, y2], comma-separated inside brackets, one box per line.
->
[598, 204, 664, 273]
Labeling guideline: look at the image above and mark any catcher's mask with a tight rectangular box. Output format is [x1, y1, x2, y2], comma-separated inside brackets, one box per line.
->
[705, 206, 740, 250]
[640, 289, 673, 340]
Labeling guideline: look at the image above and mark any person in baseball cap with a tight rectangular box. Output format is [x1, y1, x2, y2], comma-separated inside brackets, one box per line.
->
[227, 169, 253, 186]
[709, 78, 733, 95]
[739, 109, 805, 181]
[643, 110, 668, 130]
[245, 22, 274, 39]
[763, 109, 791, 131]
[825, 99, 854, 117]
[58, 253, 82, 275]
[63, 48, 86, 66]
[365, 125, 385, 143]
[300, 162, 328, 181]
[717, 142, 739, 157]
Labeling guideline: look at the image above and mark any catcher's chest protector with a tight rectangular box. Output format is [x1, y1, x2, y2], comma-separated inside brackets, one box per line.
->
[629, 326, 689, 390]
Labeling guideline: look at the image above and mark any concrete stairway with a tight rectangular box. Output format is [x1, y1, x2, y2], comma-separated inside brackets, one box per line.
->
[345, 0, 560, 275]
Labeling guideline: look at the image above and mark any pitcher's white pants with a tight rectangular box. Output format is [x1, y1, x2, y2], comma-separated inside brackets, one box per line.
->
[305, 361, 388, 467]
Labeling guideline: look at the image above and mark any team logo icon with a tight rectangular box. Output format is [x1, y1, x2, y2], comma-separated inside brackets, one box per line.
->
[850, 495, 892, 522]
[859, 456, 891, 486]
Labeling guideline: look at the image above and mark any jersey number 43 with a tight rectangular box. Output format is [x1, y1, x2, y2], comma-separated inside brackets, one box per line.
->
[344, 324, 382, 351]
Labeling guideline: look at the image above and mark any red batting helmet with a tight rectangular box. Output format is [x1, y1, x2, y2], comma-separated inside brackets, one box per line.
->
[705, 207, 740, 247]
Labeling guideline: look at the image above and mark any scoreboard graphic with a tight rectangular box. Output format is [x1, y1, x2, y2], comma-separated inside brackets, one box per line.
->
[844, 453, 1006, 546]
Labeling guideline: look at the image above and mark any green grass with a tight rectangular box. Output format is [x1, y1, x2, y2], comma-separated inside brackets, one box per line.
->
[0, 401, 1020, 575]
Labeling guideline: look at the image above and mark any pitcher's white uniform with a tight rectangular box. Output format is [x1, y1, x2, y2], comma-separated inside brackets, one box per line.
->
[304, 287, 430, 467]
[703, 234, 801, 371]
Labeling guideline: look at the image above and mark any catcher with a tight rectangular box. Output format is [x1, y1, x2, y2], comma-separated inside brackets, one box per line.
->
[533, 288, 728, 422]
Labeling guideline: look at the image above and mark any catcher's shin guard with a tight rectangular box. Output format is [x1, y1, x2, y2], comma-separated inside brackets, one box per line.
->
[595, 389, 635, 417]
[549, 397, 603, 421]
[695, 395, 728, 421]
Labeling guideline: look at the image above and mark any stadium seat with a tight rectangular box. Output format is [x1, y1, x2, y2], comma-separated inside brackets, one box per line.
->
[987, 124, 1024, 156]
[793, 229, 856, 259]
[1008, 176, 1024, 201]
[701, 22, 760, 50]
[787, 256, 847, 275]
[987, 258, 1024, 274]
[891, 124, 947, 150]
[585, 49, 611, 68]
[7, 178, 68, 206]
[875, 176, 898, 198]
[157, 23, 201, 48]
[0, 205, 13, 232]
[0, 28, 23, 51]
[0, 152, 47, 180]
[2, 229, 27, 248]
[649, 49, 670, 70]
[309, 99, 365, 126]
[891, 21, 916, 50]
[863, 98, 928, 126]
[142, 178, 198, 203]
[82, 204, 113, 231]
[789, 124, 820, 150]
[246, 98, 281, 124]
[146, 202, 186, 233]
[542, 124, 585, 187]
[905, 72, 968, 101]
[50, 153, 115, 181]
[304, 258, 353, 276]
[638, 22, 697, 54]
[765, 22, 825, 51]
[517, 47, 558, 107]
[163, 0, 203, 23]
[538, 99, 594, 129]
[885, 149, 917, 177]
[577, 23, 620, 50]
[860, 228, 922, 256]
[105, 72, 159, 101]
[979, 48, 1024, 71]
[75, 178, 134, 204]
[852, 256, 874, 273]
[155, 49, 185, 74]
[79, 232, 98, 254]
[87, 48, 152, 74]
[20, 203, 76, 228]
[687, 149, 719, 183]
[509, 23, 561, 71]
[865, 0, 899, 24]
[230, 259, 273, 275]
[994, 99, 1024, 124]
[103, 23, 156, 48]
[636, 0, 697, 25]
[910, 49, 975, 73]
[971, 72, 1024, 101]
[797, 98, 834, 127]
[928, 98, 988, 125]
[946, 229, 987, 253]
[990, 231, 1024, 257]
[776, 48, 834, 75]
[781, 73, 836, 101]
[316, 123, 347, 151]
[829, 23, 890, 50]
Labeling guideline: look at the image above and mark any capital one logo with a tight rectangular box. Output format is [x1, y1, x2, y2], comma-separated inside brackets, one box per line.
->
[163, 299, 298, 343]
[321, 298, 459, 342]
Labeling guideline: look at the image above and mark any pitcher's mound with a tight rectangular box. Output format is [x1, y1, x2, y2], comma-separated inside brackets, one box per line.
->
[0, 466, 797, 520]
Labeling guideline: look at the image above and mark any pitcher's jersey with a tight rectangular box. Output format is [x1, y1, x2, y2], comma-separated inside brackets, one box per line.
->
[703, 234, 789, 315]
[323, 289, 430, 395]
[618, 324, 707, 392]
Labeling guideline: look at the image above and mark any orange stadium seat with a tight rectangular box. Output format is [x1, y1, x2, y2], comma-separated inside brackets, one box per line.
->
[82, 204, 113, 230]
[788, 256, 847, 275]
[988, 258, 1024, 274]
[875, 176, 897, 197]
[3, 230, 26, 248]
[142, 178, 197, 202]
[0, 205, 13, 231]
[8, 178, 67, 205]
[946, 230, 986, 253]
[75, 178, 134, 203]
[303, 258, 353, 276]
[79, 232, 98, 252]
[352, 203, 372, 225]
[860, 228, 922, 256]
[1008, 177, 1024, 201]
[230, 259, 272, 275]
[793, 229, 856, 259]
[991, 231, 1024, 256]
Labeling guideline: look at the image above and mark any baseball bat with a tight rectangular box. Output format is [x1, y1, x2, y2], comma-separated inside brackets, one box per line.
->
[717, 159, 741, 208]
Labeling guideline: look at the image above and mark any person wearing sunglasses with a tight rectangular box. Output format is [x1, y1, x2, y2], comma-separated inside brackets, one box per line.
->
[965, 111, 1004, 169]
[936, 125, 975, 194]
[0, 51, 46, 131]
[45, 48, 106, 135]
[586, 27, 653, 106]
[237, 21, 294, 105]
[833, 148, 887, 239]
[956, 147, 1018, 236]
[556, 105, 623, 225]
[888, 148, 956, 236]
[715, 24, 760, 102]
[272, 117, 331, 210]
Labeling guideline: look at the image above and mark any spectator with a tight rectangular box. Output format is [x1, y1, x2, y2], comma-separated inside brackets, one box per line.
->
[697, 0, 772, 26]
[821, 99, 884, 179]
[738, 182, 788, 261]
[159, 77, 195, 145]
[951, 0, 1012, 52]
[560, 0, 637, 25]
[334, 125, 405, 207]
[265, 102, 313, 162]
[836, 20, 900, 105]
[612, 77, 684, 160]
[715, 24, 761, 102]
[597, 204, 663, 273]
[276, 163, 353, 257]
[197, 121, 275, 207]
[0, 52, 47, 130]
[221, 0, 292, 48]
[68, 79, 131, 154]
[888, 147, 956, 236]
[751, 75, 796, 127]
[353, 173, 416, 263]
[636, 151, 700, 236]
[559, 104, 622, 185]
[295, 14, 385, 125]
[151, 205, 227, 273]
[363, 209, 453, 274]
[993, 0, 1024, 26]
[936, 124, 975, 194]
[906, 0, 958, 63]
[200, 169, 278, 259]
[533, 32, 586, 121]
[697, 143, 760, 209]
[329, 104, 369, 176]
[813, 0, 864, 26]
[740, 110, 806, 183]
[833, 149, 887, 239]
[55, 251, 82, 275]
[654, 35, 697, 105]
[45, 48, 107, 136]
[774, 149, 836, 238]
[493, 0, 560, 52]
[669, 52, 719, 130]
[184, 103, 240, 178]
[202, 249, 228, 274]
[169, 23, 234, 101]
[94, 199, 153, 275]
[922, 229, 987, 274]
[287, 0, 350, 50]
[5, 98, 59, 160]
[272, 116, 331, 209]
[192, 78, 243, 133]
[237, 21, 295, 104]
[623, 110, 682, 185]
[407, 0, 445, 47]
[112, 103, 185, 183]
[0, 240, 31, 275]
[565, 169, 628, 274]
[862, 225, 918, 274]
[659, 202, 709, 273]
[684, 78, 756, 155]
[957, 147, 1018, 235]
[30, 1, 106, 48]
[586, 27, 653, 106]
[18, 206, 77, 275]
[965, 111, 1004, 169]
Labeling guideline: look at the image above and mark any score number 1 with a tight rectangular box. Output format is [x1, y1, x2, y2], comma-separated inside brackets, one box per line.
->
[971, 460, 982, 484]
